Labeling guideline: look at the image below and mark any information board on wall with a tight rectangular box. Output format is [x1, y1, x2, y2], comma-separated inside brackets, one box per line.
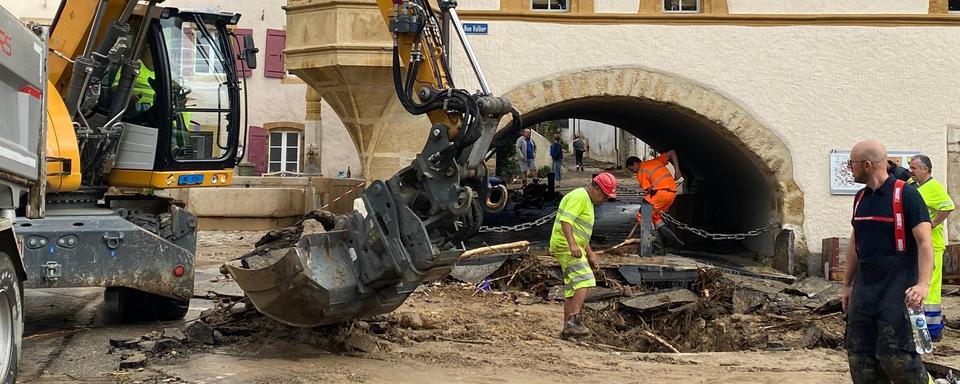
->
[829, 149, 921, 195]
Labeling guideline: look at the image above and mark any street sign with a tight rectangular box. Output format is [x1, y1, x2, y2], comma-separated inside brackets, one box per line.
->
[463, 23, 488, 35]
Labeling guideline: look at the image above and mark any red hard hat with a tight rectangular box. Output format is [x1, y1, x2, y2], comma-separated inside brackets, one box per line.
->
[593, 172, 618, 199]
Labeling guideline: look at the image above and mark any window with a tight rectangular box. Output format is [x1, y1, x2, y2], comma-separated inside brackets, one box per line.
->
[161, 19, 235, 162]
[531, 0, 568, 11]
[951, 0, 960, 12]
[195, 37, 224, 75]
[663, 0, 699, 13]
[268, 130, 301, 174]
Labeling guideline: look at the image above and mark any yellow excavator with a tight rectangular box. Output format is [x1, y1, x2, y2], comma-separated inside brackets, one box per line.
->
[0, 1, 256, 381]
[224, 0, 520, 327]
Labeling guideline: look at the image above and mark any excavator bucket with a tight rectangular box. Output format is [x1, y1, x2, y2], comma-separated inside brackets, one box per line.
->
[224, 183, 462, 327]
[223, 247, 331, 327]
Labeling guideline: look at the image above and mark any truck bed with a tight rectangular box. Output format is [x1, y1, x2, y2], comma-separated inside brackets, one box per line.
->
[0, 6, 42, 186]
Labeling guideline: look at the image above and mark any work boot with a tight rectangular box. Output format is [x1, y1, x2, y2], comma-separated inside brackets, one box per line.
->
[657, 226, 685, 247]
[561, 314, 592, 340]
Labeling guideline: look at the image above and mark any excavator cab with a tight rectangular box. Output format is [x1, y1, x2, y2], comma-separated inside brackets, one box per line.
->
[100, 8, 246, 189]
[47, 3, 250, 190]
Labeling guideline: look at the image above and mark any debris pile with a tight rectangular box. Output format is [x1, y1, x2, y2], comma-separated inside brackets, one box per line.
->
[461, 253, 847, 353]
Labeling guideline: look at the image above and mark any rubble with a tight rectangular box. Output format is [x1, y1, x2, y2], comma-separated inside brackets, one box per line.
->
[400, 312, 424, 330]
[109, 251, 857, 372]
[619, 289, 698, 311]
[344, 333, 381, 353]
[784, 277, 834, 298]
[119, 352, 147, 369]
[618, 265, 698, 287]
[162, 328, 187, 343]
[449, 254, 510, 284]
[732, 288, 766, 314]
[301, 219, 327, 236]
[184, 322, 217, 345]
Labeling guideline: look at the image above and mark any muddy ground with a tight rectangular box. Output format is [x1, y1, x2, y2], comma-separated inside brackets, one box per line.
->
[17, 229, 960, 383]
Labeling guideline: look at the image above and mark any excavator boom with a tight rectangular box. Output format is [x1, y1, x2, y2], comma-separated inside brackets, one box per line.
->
[225, 0, 520, 327]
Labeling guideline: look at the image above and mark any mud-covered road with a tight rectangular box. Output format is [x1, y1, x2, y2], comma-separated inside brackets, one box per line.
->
[17, 231, 960, 383]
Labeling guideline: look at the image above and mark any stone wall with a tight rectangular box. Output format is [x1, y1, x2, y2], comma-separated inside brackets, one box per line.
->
[161, 176, 365, 230]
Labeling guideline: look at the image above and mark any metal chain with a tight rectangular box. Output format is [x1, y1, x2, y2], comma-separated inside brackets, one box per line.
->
[616, 186, 778, 240]
[478, 211, 557, 233]
[659, 211, 779, 241]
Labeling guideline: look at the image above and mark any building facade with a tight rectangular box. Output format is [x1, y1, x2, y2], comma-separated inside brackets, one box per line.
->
[284, 0, 960, 265]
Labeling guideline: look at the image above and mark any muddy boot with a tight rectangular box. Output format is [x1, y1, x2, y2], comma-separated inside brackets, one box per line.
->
[561, 314, 592, 340]
[657, 225, 685, 247]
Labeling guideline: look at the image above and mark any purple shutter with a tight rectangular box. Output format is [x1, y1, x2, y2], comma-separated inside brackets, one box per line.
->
[264, 29, 286, 79]
[247, 126, 267, 175]
[233, 28, 253, 78]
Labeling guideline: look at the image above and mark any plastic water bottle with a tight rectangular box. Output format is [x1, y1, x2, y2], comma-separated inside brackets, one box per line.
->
[908, 306, 934, 354]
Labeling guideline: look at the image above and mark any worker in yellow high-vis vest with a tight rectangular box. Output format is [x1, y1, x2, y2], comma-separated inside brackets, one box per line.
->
[909, 154, 955, 342]
[549, 172, 618, 339]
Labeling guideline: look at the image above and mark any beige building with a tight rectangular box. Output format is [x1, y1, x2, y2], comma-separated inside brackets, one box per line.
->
[284, 0, 960, 269]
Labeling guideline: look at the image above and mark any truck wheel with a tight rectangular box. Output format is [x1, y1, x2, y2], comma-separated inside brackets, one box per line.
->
[106, 287, 189, 322]
[0, 253, 22, 384]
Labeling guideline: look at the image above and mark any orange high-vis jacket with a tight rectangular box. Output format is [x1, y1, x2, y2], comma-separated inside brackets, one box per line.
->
[637, 154, 676, 192]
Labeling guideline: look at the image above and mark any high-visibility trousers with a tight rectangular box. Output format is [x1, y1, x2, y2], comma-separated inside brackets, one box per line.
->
[925, 246, 945, 338]
[636, 190, 676, 226]
[552, 249, 596, 298]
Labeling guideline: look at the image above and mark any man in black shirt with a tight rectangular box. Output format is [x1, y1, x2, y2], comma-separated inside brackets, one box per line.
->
[843, 140, 934, 384]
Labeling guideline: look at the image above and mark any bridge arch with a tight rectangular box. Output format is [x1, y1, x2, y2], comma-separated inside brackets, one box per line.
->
[499, 66, 806, 261]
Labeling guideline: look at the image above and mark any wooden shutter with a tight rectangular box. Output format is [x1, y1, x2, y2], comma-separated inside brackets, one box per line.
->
[247, 126, 267, 175]
[232, 28, 253, 78]
[264, 29, 286, 79]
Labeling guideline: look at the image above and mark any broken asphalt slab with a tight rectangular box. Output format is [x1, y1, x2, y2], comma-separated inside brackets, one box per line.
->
[618, 264, 699, 287]
[784, 277, 836, 298]
[724, 274, 790, 295]
[449, 254, 511, 284]
[619, 288, 699, 311]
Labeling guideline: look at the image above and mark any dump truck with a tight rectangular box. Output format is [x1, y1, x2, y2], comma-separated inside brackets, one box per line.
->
[0, 1, 256, 381]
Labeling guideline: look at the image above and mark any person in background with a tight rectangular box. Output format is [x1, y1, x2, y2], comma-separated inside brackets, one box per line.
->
[550, 134, 564, 184]
[515, 128, 537, 186]
[888, 159, 911, 182]
[908, 154, 954, 342]
[572, 133, 586, 172]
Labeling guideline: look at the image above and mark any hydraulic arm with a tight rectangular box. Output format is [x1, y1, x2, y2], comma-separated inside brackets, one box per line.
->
[225, 0, 521, 326]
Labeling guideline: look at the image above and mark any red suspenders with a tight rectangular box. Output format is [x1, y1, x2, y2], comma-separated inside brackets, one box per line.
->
[853, 180, 906, 252]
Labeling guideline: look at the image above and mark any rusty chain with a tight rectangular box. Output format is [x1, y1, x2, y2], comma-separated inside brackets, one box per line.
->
[617, 186, 779, 240]
[659, 211, 779, 241]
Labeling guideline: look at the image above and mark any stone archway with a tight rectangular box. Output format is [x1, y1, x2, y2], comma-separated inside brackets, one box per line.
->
[499, 66, 806, 257]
